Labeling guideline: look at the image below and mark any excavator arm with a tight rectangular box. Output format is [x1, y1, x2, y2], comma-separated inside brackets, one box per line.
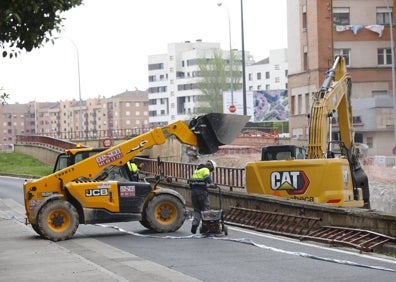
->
[307, 56, 354, 159]
[307, 56, 369, 206]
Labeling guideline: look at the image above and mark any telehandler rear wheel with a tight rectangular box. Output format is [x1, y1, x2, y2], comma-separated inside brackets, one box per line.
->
[38, 200, 79, 241]
[146, 194, 185, 233]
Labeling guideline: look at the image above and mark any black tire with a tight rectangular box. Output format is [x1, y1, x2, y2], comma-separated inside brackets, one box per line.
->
[139, 210, 153, 230]
[31, 223, 44, 238]
[146, 194, 185, 233]
[38, 200, 79, 242]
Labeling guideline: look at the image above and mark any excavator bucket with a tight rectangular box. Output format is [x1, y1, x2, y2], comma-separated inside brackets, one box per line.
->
[189, 113, 250, 154]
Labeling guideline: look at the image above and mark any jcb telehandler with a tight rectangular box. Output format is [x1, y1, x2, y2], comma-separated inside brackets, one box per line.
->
[246, 56, 370, 208]
[23, 113, 249, 241]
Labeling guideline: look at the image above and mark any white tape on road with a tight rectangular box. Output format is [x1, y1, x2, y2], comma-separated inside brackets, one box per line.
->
[96, 223, 396, 273]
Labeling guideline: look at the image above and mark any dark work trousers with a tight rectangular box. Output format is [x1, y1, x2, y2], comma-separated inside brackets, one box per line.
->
[191, 188, 210, 227]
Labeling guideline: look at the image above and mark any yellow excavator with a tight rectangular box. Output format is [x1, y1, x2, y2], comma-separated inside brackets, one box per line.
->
[23, 113, 249, 241]
[246, 56, 370, 208]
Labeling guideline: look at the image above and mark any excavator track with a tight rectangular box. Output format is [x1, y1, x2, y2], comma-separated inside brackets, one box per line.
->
[224, 207, 395, 252]
[299, 226, 396, 253]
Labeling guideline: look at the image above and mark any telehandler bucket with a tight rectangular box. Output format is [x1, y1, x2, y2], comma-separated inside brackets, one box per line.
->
[189, 113, 250, 154]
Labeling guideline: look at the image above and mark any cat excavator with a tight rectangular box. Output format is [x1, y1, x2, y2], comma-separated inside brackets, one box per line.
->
[246, 56, 370, 208]
[23, 113, 249, 241]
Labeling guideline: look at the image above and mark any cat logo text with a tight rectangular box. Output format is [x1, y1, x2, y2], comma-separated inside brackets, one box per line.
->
[270, 171, 310, 195]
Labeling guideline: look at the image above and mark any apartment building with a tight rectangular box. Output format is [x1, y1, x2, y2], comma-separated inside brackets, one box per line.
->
[148, 40, 287, 125]
[0, 103, 34, 149]
[287, 0, 395, 155]
[0, 90, 148, 148]
[246, 48, 288, 92]
[148, 40, 219, 126]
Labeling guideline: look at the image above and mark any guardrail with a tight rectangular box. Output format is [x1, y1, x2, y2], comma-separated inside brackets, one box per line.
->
[135, 157, 246, 191]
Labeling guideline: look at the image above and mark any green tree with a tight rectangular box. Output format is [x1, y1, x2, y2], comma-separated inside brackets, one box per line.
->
[196, 49, 241, 114]
[0, 0, 82, 104]
[0, 0, 82, 58]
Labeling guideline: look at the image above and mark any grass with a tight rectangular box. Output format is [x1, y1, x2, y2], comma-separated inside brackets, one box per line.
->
[0, 152, 53, 178]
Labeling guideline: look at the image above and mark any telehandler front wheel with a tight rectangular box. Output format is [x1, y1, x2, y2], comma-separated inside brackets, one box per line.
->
[31, 223, 44, 238]
[38, 200, 79, 241]
[146, 194, 185, 233]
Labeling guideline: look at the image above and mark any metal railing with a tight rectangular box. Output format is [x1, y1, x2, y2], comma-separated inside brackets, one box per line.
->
[135, 157, 246, 190]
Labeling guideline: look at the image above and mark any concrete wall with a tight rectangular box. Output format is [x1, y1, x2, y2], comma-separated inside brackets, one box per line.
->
[14, 144, 61, 166]
[14, 143, 396, 238]
[169, 183, 396, 238]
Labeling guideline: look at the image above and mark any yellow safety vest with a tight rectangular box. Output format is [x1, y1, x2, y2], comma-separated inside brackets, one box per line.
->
[127, 162, 138, 173]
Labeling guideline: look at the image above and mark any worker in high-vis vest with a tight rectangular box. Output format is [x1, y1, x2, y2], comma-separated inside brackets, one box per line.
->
[189, 160, 217, 234]
[127, 160, 139, 181]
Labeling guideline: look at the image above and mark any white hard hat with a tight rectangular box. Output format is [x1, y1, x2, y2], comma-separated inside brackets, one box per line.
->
[207, 160, 217, 171]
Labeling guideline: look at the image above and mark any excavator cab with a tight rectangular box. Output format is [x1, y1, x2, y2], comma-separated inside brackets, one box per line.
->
[261, 145, 306, 161]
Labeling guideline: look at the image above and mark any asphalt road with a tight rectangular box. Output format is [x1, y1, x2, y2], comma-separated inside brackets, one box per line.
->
[2, 175, 396, 282]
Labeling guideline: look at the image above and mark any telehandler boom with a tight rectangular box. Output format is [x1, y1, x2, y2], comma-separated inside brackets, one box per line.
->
[23, 113, 249, 241]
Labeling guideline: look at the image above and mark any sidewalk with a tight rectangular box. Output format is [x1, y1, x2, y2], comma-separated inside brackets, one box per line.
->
[0, 199, 201, 282]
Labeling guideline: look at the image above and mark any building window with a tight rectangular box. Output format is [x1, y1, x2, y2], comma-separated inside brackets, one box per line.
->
[249, 86, 253, 91]
[334, 48, 350, 65]
[275, 77, 280, 83]
[257, 72, 261, 80]
[372, 90, 388, 96]
[305, 93, 310, 114]
[274, 64, 280, 70]
[265, 84, 270, 90]
[366, 137, 373, 148]
[377, 7, 393, 25]
[302, 9, 307, 29]
[303, 52, 308, 71]
[378, 48, 392, 65]
[355, 133, 363, 143]
[333, 7, 350, 25]
[148, 63, 164, 71]
[248, 73, 253, 81]
[265, 72, 270, 79]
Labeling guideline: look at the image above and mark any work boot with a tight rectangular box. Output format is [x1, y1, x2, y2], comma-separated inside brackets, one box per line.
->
[191, 224, 198, 234]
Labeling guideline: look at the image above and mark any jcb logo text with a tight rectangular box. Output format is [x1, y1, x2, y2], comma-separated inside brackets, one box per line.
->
[86, 188, 108, 197]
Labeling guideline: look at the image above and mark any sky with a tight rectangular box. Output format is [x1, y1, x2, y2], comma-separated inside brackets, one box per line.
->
[0, 0, 287, 104]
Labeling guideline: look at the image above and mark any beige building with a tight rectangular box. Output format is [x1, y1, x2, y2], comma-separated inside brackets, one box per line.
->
[287, 0, 396, 156]
[0, 103, 34, 150]
[0, 90, 148, 149]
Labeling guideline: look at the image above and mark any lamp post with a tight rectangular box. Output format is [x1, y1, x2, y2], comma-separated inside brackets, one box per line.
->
[240, 0, 247, 115]
[217, 3, 235, 113]
[388, 3, 396, 145]
[66, 38, 83, 139]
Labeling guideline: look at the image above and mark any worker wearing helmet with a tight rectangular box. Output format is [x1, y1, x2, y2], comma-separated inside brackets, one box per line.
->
[189, 160, 217, 234]
[127, 160, 139, 181]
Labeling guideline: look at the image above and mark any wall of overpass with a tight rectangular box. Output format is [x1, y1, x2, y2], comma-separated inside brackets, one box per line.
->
[14, 143, 396, 238]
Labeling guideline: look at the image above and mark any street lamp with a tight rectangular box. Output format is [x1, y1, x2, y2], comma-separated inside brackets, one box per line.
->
[65, 38, 83, 139]
[385, 1, 396, 145]
[240, 0, 247, 115]
[217, 3, 236, 113]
